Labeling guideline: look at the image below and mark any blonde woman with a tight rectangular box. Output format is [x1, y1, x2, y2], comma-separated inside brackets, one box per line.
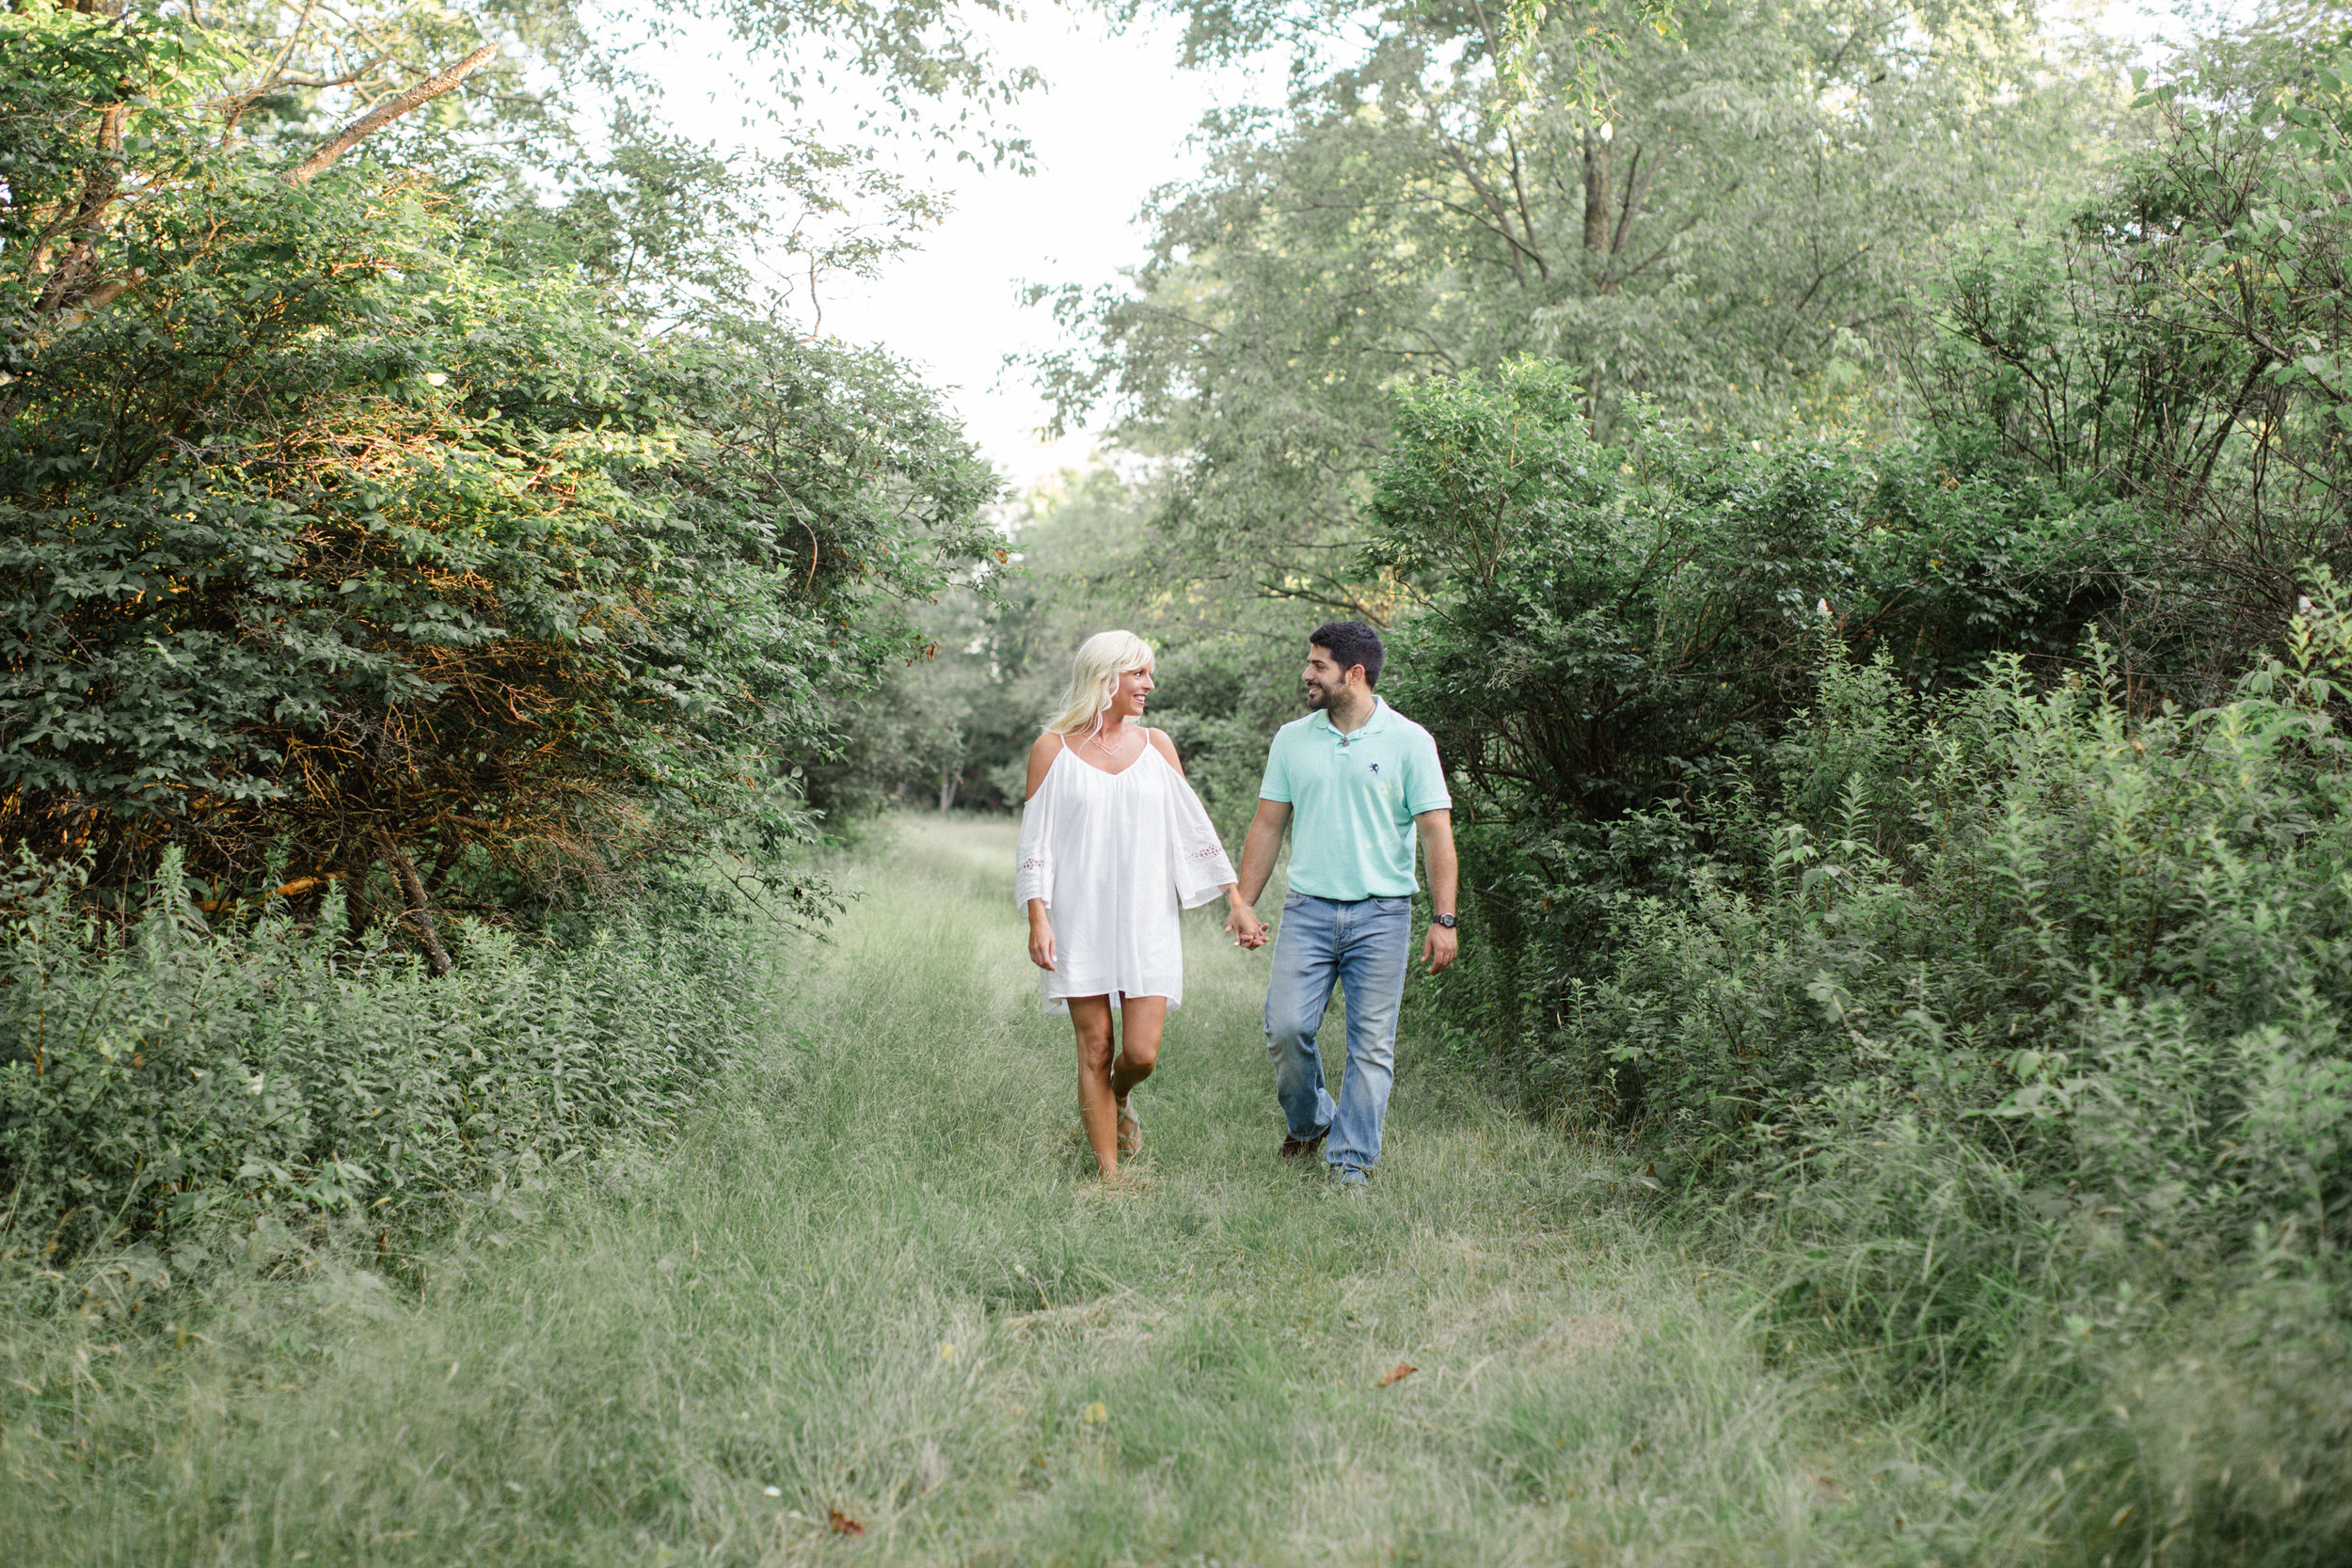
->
[1016, 631, 1267, 1179]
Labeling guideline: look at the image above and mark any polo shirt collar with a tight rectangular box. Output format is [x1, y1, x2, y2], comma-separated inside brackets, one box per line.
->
[1311, 697, 1391, 739]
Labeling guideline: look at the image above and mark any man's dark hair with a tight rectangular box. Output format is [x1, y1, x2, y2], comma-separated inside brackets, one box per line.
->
[1310, 621, 1386, 689]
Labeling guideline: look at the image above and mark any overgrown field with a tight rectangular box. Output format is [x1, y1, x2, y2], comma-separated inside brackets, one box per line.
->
[5, 818, 2019, 1566]
[0, 855, 772, 1292]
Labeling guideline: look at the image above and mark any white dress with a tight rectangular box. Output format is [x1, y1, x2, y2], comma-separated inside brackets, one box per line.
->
[1014, 736, 1237, 1013]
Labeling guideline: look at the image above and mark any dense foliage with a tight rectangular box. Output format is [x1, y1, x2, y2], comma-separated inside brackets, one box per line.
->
[0, 0, 1002, 1274]
[1918, 25, 2352, 685]
[1327, 21, 2352, 1560]
[1359, 359, 2111, 1028]
[1, 5, 996, 927]
[1036, 0, 2122, 609]
[1, 850, 767, 1281]
[1541, 603, 2352, 1560]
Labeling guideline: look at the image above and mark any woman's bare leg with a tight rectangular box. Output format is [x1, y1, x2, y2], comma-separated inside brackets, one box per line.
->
[1111, 995, 1167, 1109]
[1069, 996, 1120, 1176]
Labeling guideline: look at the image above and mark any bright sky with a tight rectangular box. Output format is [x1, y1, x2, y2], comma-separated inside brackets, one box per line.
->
[644, 9, 1275, 494]
[821, 18, 1275, 490]
[642, 1, 2217, 495]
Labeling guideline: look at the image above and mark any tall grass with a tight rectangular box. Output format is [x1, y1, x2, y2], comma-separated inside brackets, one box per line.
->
[4, 818, 1995, 1565]
[1, 852, 769, 1307]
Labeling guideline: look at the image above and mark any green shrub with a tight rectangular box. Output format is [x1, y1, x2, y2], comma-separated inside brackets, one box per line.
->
[1573, 596, 2352, 1275]
[0, 851, 768, 1279]
[1365, 357, 2122, 1063]
[0, 7, 995, 909]
[1539, 589, 2352, 1559]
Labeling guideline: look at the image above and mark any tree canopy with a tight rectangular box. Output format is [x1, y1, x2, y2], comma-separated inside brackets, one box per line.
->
[1, 0, 1004, 934]
[1032, 0, 2127, 610]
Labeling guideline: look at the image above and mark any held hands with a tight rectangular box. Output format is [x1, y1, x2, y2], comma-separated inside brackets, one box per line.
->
[1037, 899, 1263, 967]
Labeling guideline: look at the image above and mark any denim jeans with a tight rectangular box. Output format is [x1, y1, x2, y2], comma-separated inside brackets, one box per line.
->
[1264, 892, 1413, 1176]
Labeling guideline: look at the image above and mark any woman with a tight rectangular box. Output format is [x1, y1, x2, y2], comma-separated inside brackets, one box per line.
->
[1016, 631, 1266, 1180]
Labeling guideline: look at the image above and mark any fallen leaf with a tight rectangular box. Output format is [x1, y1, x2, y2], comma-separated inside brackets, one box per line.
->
[829, 1510, 866, 1537]
[1376, 1363, 1417, 1387]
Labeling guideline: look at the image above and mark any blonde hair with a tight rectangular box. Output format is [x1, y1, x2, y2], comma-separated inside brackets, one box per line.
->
[1043, 630, 1154, 738]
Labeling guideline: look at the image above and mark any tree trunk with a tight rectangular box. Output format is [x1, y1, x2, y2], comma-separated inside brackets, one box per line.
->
[374, 828, 454, 975]
[938, 768, 960, 813]
[1581, 129, 1613, 254]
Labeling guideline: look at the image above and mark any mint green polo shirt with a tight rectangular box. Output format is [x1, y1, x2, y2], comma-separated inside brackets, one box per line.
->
[1259, 698, 1452, 901]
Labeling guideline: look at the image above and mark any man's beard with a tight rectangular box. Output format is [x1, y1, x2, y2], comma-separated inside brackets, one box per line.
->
[1301, 680, 1331, 710]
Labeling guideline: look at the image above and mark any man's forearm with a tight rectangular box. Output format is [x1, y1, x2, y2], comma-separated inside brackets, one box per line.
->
[1430, 851, 1457, 917]
[1238, 822, 1281, 906]
[1420, 815, 1458, 915]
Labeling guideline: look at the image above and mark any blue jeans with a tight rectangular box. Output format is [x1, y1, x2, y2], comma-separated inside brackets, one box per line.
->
[1264, 893, 1413, 1177]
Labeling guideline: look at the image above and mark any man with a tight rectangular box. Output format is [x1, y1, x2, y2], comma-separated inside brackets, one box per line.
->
[1226, 622, 1459, 1185]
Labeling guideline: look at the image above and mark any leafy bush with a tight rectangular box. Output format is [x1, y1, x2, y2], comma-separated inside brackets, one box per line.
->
[0, 850, 768, 1279]
[1366, 352, 2352, 1557]
[1367, 357, 2120, 1054]
[0, 6, 994, 918]
[1543, 593, 2352, 1560]
[1914, 21, 2352, 687]
[1570, 594, 2352, 1273]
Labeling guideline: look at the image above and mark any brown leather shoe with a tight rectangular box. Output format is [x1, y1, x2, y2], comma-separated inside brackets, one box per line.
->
[1279, 1128, 1328, 1160]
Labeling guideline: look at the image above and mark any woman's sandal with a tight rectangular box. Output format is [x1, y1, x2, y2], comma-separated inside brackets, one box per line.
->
[1117, 1099, 1142, 1158]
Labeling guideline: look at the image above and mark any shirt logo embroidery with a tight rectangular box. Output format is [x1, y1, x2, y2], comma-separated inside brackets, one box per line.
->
[1369, 763, 1380, 772]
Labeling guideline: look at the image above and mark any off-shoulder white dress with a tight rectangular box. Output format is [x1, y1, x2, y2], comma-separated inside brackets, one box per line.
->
[1014, 736, 1237, 1014]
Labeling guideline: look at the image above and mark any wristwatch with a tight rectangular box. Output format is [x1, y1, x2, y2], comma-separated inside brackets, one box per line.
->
[1433, 912, 1457, 928]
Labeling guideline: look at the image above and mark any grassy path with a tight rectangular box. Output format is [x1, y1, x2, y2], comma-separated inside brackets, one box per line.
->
[7, 819, 1950, 1565]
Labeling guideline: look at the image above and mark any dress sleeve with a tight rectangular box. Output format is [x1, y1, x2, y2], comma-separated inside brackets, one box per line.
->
[1167, 769, 1239, 910]
[1015, 768, 1055, 912]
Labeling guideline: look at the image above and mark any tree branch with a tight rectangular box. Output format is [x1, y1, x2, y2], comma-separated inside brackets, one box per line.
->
[283, 40, 499, 186]
[374, 827, 454, 975]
